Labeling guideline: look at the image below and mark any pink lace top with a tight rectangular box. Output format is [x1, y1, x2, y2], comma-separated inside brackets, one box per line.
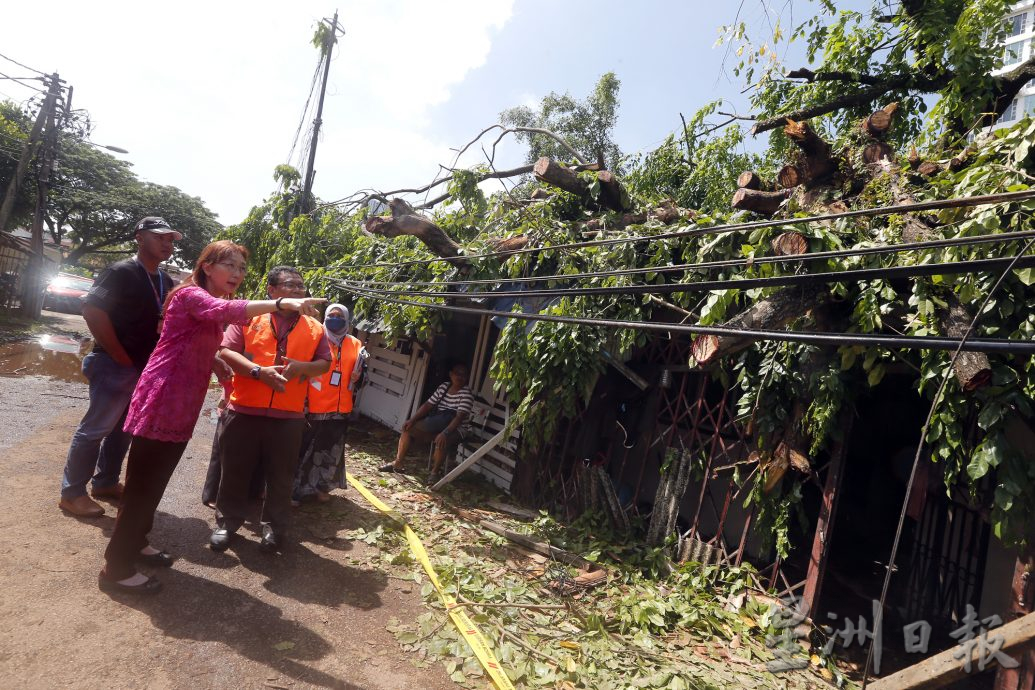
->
[124, 286, 250, 442]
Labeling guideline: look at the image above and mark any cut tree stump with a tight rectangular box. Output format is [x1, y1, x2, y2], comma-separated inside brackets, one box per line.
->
[731, 187, 793, 216]
[863, 141, 895, 165]
[738, 171, 765, 190]
[778, 164, 804, 189]
[771, 231, 808, 256]
[860, 103, 897, 137]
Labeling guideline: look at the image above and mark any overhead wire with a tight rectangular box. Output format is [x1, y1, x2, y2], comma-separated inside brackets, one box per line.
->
[335, 228, 1035, 289]
[331, 252, 1035, 301]
[325, 189, 1035, 271]
[331, 280, 1035, 355]
[0, 51, 47, 76]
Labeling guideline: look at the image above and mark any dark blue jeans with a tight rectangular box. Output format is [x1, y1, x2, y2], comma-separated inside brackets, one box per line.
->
[60, 351, 139, 499]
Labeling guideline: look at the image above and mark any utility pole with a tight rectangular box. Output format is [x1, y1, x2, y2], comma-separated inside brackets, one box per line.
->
[20, 73, 63, 318]
[0, 82, 54, 235]
[299, 10, 343, 215]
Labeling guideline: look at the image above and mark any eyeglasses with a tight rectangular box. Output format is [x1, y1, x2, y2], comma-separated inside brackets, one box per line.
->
[215, 261, 247, 274]
[276, 280, 306, 290]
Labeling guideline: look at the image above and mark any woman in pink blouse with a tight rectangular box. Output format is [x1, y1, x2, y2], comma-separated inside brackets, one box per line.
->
[99, 240, 323, 595]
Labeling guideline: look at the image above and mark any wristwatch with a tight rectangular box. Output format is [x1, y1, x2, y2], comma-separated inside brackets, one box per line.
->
[250, 365, 262, 380]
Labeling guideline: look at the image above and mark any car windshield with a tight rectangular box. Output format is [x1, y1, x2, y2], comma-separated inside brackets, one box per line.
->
[50, 275, 93, 291]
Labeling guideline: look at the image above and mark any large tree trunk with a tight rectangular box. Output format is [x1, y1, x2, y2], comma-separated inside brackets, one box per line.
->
[731, 187, 793, 216]
[690, 284, 828, 365]
[883, 163, 992, 392]
[533, 157, 631, 212]
[784, 119, 838, 185]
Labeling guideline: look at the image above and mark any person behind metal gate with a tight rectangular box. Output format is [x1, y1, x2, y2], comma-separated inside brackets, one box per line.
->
[380, 362, 473, 483]
[210, 266, 331, 554]
[98, 242, 324, 595]
[292, 303, 365, 504]
[58, 217, 179, 518]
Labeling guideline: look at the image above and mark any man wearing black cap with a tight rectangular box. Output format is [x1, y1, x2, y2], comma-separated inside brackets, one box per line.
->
[58, 217, 180, 518]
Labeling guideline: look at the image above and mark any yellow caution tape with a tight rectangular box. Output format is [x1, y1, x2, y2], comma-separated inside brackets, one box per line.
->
[346, 472, 516, 690]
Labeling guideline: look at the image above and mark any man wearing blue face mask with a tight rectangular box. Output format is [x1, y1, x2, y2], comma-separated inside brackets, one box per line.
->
[293, 303, 365, 504]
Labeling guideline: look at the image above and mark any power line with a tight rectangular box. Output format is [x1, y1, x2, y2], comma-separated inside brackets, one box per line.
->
[0, 51, 46, 77]
[328, 189, 1035, 271]
[335, 228, 1035, 289]
[332, 254, 1035, 301]
[333, 281, 1035, 355]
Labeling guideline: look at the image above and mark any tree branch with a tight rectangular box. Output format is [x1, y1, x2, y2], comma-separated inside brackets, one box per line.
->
[785, 68, 883, 86]
[750, 71, 952, 135]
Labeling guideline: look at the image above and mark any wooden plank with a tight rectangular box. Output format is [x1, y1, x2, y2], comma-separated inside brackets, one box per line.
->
[870, 610, 1035, 690]
[801, 421, 851, 617]
[370, 346, 411, 366]
[432, 426, 507, 491]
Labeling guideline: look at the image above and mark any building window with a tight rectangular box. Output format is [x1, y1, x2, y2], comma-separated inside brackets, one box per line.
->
[1008, 12, 1028, 38]
[1003, 39, 1025, 66]
[1027, 94, 1035, 117]
[1000, 98, 1019, 124]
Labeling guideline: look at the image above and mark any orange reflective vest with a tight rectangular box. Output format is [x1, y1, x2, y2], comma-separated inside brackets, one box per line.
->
[308, 335, 362, 415]
[230, 313, 324, 413]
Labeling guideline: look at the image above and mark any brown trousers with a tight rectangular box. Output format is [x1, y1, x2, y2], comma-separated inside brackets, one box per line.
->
[215, 411, 304, 537]
[103, 436, 188, 580]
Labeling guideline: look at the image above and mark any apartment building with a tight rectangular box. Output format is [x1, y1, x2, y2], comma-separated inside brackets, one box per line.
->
[996, 0, 1035, 125]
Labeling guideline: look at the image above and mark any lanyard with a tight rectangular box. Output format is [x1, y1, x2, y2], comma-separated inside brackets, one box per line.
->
[270, 313, 299, 364]
[135, 259, 165, 313]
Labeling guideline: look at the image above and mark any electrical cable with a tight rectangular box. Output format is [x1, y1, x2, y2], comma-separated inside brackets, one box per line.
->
[0, 69, 46, 93]
[328, 189, 1035, 271]
[332, 280, 1035, 355]
[335, 229, 1035, 289]
[0, 51, 46, 76]
[332, 254, 1035, 300]
[860, 235, 1035, 688]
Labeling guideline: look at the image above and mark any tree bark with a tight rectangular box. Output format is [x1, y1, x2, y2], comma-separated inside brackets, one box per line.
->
[941, 294, 993, 391]
[882, 163, 992, 391]
[731, 187, 793, 216]
[908, 147, 922, 170]
[690, 284, 828, 365]
[784, 119, 838, 185]
[596, 170, 632, 212]
[862, 141, 895, 164]
[916, 160, 942, 177]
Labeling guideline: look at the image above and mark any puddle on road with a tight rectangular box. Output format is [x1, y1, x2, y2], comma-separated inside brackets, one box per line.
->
[0, 333, 93, 382]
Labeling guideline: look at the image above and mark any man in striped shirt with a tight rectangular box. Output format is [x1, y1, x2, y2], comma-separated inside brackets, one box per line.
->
[380, 363, 473, 481]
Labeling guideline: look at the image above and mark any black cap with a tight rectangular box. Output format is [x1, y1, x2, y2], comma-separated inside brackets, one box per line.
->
[134, 216, 182, 240]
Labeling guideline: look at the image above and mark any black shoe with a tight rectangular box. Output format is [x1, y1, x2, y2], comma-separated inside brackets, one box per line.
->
[98, 573, 163, 596]
[210, 528, 234, 552]
[259, 526, 280, 554]
[378, 463, 400, 473]
[136, 550, 175, 567]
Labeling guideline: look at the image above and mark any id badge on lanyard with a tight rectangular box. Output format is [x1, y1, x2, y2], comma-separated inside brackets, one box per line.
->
[329, 371, 341, 387]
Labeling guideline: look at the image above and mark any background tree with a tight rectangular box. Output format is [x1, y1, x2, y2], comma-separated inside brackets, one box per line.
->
[501, 72, 624, 170]
[0, 99, 220, 269]
[718, 0, 1031, 149]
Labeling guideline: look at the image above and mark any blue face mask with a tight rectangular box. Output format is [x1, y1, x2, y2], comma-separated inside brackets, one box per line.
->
[324, 316, 347, 333]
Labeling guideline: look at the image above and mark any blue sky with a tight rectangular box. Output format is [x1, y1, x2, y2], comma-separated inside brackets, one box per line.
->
[0, 1, 804, 225]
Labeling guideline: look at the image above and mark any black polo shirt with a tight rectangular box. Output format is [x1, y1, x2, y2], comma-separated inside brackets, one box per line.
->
[84, 258, 175, 369]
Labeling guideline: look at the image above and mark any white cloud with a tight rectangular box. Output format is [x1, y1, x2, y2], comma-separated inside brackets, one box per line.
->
[0, 0, 514, 224]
